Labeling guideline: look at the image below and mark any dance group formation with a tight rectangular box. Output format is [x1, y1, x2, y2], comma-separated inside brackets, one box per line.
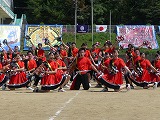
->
[0, 36, 160, 92]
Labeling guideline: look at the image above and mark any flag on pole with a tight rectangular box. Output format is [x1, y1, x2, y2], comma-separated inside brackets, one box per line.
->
[96, 25, 107, 32]
[77, 25, 88, 33]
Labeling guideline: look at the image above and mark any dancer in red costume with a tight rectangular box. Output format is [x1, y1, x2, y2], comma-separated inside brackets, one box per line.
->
[34, 52, 69, 92]
[62, 41, 78, 66]
[98, 52, 111, 91]
[25, 51, 37, 75]
[99, 41, 115, 59]
[71, 42, 79, 57]
[81, 43, 97, 86]
[24, 51, 37, 90]
[59, 44, 68, 60]
[0, 63, 9, 89]
[129, 50, 159, 89]
[35, 43, 46, 66]
[99, 50, 132, 92]
[150, 53, 160, 83]
[81, 43, 91, 58]
[90, 43, 101, 65]
[8, 54, 30, 90]
[70, 48, 100, 90]
[54, 51, 71, 92]
[148, 53, 160, 88]
[124, 44, 136, 89]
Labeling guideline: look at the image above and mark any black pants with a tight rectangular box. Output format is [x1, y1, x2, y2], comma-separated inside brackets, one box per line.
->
[33, 74, 42, 86]
[74, 73, 90, 90]
[124, 72, 130, 84]
[0, 76, 8, 87]
[36, 59, 43, 67]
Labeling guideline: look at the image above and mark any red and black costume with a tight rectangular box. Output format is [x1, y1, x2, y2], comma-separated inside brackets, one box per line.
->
[70, 57, 92, 90]
[90, 48, 100, 64]
[8, 61, 30, 88]
[36, 48, 46, 66]
[150, 59, 160, 82]
[99, 58, 126, 90]
[40, 60, 66, 90]
[0, 63, 8, 87]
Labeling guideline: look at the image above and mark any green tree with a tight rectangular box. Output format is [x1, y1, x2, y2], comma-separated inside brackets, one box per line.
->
[13, 0, 160, 25]
[26, 0, 75, 24]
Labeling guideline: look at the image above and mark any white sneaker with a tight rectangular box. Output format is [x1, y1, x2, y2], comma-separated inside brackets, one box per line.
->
[26, 87, 34, 90]
[58, 88, 66, 92]
[153, 82, 158, 89]
[126, 84, 131, 91]
[89, 83, 92, 87]
[63, 84, 70, 88]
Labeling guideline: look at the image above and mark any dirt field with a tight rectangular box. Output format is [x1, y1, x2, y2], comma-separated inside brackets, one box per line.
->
[1, 81, 160, 120]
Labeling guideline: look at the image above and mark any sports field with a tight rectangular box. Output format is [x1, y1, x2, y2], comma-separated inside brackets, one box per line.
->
[0, 81, 160, 120]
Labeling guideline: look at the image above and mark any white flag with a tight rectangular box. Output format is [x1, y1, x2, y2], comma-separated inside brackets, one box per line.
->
[96, 25, 107, 32]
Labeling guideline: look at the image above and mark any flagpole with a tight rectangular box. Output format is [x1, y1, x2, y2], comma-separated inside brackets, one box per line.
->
[91, 0, 94, 45]
[75, 0, 77, 43]
[109, 10, 111, 41]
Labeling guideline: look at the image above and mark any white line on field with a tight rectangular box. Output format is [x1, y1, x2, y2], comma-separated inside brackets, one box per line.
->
[49, 91, 81, 120]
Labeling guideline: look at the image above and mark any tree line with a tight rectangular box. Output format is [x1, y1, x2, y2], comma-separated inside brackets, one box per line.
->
[13, 0, 160, 25]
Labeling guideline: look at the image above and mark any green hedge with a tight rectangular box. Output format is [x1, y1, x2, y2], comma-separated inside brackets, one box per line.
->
[62, 32, 117, 48]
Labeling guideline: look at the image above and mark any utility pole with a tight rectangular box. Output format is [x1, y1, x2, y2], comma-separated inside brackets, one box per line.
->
[109, 10, 112, 41]
[91, 0, 94, 45]
[74, 0, 77, 43]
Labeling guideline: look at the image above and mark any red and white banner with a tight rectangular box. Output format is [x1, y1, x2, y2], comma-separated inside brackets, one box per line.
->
[117, 25, 159, 49]
[96, 25, 107, 32]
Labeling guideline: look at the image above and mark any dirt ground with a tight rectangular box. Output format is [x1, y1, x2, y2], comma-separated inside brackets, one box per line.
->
[1, 81, 160, 120]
